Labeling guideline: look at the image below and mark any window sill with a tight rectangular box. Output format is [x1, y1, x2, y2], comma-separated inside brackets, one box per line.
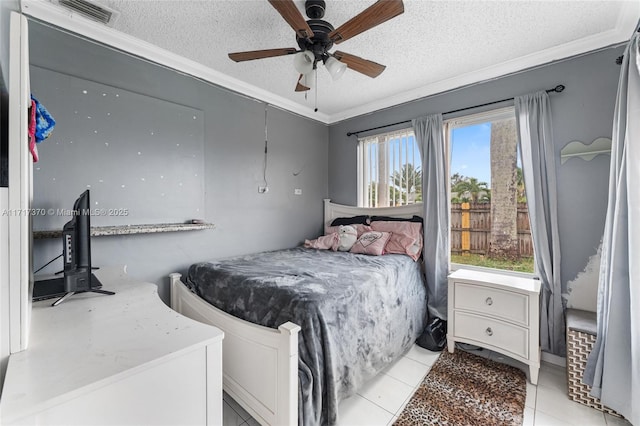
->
[449, 262, 536, 280]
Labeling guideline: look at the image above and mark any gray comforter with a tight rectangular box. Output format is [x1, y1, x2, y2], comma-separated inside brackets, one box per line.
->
[186, 247, 427, 426]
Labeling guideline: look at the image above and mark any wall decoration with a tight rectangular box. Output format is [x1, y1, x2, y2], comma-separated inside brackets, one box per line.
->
[560, 137, 611, 164]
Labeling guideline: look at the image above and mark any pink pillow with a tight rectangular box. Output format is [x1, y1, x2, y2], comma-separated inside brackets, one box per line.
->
[325, 223, 372, 238]
[349, 231, 392, 256]
[304, 233, 339, 251]
[370, 221, 423, 260]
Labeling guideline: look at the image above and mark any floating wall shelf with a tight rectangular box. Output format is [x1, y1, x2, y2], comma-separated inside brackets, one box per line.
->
[560, 137, 612, 164]
[33, 223, 215, 240]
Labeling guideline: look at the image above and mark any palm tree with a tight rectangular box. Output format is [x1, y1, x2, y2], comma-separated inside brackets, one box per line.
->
[489, 119, 519, 259]
[452, 177, 489, 203]
[391, 164, 422, 205]
[451, 172, 465, 187]
[479, 188, 491, 203]
[366, 182, 378, 207]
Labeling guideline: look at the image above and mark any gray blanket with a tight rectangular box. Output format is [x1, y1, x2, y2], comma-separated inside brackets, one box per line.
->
[187, 247, 427, 426]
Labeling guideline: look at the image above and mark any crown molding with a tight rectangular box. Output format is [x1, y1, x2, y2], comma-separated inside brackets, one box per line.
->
[326, 1, 640, 124]
[22, 0, 639, 126]
[20, 0, 330, 124]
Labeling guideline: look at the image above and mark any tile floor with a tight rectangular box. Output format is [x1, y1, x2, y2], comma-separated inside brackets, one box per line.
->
[222, 344, 632, 426]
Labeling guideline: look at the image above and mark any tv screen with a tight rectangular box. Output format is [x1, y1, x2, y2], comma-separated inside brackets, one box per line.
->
[63, 189, 91, 286]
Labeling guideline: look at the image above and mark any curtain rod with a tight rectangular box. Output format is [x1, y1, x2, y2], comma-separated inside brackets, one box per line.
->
[616, 26, 640, 64]
[346, 84, 566, 137]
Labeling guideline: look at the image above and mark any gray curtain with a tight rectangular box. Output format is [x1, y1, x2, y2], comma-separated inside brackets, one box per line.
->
[515, 92, 565, 356]
[584, 32, 639, 425]
[412, 114, 449, 319]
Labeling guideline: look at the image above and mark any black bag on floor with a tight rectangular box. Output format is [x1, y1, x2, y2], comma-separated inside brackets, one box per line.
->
[416, 316, 447, 351]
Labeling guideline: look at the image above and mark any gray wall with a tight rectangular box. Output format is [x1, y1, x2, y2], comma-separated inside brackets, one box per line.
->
[31, 65, 207, 229]
[328, 45, 624, 299]
[29, 21, 329, 302]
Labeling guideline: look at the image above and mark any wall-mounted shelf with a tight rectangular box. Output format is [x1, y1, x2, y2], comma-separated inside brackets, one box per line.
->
[561, 138, 611, 164]
[33, 222, 215, 240]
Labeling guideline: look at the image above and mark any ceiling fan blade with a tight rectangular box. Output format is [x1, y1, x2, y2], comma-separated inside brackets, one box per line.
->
[228, 48, 297, 62]
[295, 74, 310, 92]
[268, 0, 315, 39]
[333, 51, 386, 78]
[329, 0, 404, 44]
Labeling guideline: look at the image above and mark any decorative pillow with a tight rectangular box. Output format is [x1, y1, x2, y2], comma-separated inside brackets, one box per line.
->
[304, 233, 339, 251]
[370, 220, 423, 260]
[330, 215, 370, 226]
[325, 223, 372, 238]
[370, 215, 423, 223]
[326, 215, 370, 234]
[349, 231, 392, 256]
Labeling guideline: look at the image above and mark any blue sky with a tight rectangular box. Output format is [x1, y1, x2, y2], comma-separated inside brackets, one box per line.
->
[450, 123, 492, 187]
[369, 123, 522, 191]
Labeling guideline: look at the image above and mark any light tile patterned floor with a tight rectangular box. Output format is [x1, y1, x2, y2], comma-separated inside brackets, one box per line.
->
[222, 344, 632, 426]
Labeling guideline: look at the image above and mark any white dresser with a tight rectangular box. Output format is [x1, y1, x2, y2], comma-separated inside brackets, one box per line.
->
[0, 268, 224, 425]
[447, 268, 541, 384]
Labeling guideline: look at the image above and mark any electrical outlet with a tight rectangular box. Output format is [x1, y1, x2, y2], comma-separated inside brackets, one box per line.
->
[258, 186, 269, 193]
[294, 188, 302, 195]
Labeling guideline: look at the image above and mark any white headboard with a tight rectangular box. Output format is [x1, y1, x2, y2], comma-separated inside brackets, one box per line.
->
[323, 199, 423, 229]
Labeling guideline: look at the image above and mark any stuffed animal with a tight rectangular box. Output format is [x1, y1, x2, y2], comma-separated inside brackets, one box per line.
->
[337, 225, 358, 251]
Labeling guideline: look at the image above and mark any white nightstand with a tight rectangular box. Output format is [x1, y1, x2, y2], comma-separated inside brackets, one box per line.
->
[447, 268, 541, 384]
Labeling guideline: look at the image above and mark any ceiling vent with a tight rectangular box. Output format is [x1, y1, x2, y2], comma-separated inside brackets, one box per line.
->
[53, 0, 120, 26]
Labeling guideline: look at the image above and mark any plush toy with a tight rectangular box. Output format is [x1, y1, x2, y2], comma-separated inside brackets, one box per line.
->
[337, 225, 358, 252]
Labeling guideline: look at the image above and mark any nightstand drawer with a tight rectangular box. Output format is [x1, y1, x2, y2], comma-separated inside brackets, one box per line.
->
[454, 282, 529, 326]
[453, 311, 529, 359]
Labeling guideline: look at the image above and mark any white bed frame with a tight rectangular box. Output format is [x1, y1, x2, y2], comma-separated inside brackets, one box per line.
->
[170, 199, 423, 426]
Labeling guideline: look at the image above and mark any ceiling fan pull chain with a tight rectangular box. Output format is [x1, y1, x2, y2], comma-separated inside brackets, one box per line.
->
[314, 78, 318, 112]
[263, 104, 269, 187]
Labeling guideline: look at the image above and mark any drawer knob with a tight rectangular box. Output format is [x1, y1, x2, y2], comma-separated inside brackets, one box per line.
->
[485, 327, 493, 336]
[485, 297, 493, 306]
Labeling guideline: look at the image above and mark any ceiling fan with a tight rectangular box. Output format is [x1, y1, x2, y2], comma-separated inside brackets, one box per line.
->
[228, 0, 404, 92]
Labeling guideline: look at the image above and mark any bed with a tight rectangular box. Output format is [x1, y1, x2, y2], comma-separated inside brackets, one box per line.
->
[170, 199, 427, 426]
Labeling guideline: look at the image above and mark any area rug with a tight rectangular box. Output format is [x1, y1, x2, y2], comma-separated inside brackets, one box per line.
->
[394, 349, 527, 426]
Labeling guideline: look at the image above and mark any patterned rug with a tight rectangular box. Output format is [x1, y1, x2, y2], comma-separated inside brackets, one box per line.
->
[394, 349, 527, 426]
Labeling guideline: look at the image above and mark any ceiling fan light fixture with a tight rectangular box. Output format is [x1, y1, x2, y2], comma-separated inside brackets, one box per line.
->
[325, 56, 347, 81]
[303, 69, 317, 89]
[293, 50, 315, 74]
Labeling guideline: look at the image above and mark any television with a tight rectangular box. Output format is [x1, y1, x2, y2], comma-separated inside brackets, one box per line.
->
[50, 189, 114, 306]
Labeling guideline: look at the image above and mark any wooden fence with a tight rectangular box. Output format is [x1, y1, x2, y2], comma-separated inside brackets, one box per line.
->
[451, 202, 533, 257]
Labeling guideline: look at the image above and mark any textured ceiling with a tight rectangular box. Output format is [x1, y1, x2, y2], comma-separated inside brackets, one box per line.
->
[32, 0, 640, 122]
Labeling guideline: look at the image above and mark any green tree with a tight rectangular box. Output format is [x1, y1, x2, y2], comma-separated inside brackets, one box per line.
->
[479, 188, 491, 203]
[451, 172, 465, 187]
[452, 177, 489, 203]
[366, 182, 378, 206]
[390, 164, 422, 205]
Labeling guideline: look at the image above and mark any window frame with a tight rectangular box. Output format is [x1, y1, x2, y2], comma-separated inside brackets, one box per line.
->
[445, 106, 535, 278]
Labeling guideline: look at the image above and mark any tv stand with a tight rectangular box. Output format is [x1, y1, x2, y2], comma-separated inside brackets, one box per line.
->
[51, 287, 115, 307]
[50, 272, 116, 306]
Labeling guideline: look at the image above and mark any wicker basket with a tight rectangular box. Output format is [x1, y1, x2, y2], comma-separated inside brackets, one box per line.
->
[565, 309, 621, 417]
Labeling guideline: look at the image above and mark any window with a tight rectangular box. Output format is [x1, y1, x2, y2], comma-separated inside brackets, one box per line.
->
[447, 107, 533, 273]
[357, 128, 421, 208]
